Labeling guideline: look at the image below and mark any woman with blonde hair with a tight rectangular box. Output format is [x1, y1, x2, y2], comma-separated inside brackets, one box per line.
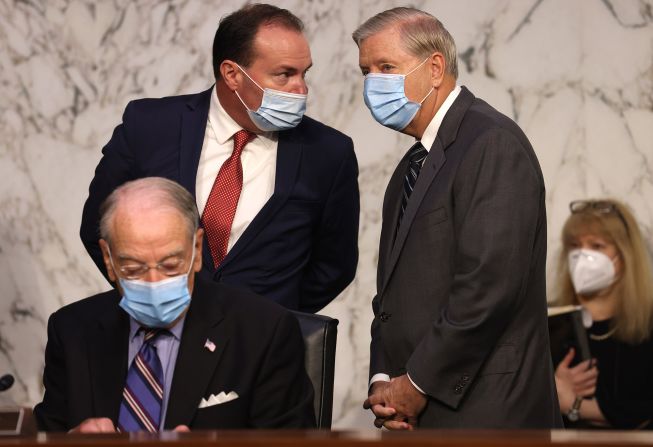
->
[553, 198, 653, 429]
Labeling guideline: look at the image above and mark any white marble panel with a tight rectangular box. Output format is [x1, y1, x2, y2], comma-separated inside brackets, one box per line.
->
[0, 0, 651, 429]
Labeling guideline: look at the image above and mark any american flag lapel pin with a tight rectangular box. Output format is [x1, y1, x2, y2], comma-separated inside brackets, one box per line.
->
[204, 338, 216, 352]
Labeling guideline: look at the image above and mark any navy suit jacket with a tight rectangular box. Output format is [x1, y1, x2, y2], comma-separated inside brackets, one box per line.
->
[33, 277, 316, 430]
[80, 87, 359, 312]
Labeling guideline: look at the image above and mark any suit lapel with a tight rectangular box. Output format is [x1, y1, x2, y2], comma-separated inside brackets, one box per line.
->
[179, 88, 213, 272]
[179, 87, 212, 197]
[87, 293, 130, 423]
[382, 142, 447, 292]
[215, 128, 303, 273]
[164, 279, 230, 428]
[380, 86, 476, 293]
[377, 153, 410, 291]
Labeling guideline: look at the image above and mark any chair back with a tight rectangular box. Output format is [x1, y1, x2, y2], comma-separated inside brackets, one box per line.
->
[291, 311, 338, 429]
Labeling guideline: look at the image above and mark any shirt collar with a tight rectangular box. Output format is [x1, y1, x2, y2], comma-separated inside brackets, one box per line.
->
[128, 314, 186, 342]
[419, 85, 461, 152]
[209, 85, 244, 144]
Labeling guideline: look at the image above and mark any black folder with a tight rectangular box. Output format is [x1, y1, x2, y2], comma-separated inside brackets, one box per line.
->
[548, 305, 591, 367]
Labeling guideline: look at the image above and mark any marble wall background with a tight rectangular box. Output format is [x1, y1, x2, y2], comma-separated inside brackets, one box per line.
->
[0, 0, 651, 429]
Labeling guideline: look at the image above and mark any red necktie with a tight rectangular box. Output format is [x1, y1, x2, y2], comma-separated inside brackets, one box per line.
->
[202, 129, 256, 268]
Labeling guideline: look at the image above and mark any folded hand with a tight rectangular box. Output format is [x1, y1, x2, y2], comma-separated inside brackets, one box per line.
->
[364, 374, 427, 430]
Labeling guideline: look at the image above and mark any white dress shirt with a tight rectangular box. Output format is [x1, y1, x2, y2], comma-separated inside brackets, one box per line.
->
[419, 85, 461, 152]
[370, 85, 461, 394]
[196, 86, 278, 252]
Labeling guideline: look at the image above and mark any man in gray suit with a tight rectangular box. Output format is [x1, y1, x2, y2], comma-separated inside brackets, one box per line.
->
[353, 7, 562, 429]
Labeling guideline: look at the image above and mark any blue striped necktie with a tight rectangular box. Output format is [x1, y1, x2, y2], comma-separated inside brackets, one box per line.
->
[398, 142, 428, 227]
[118, 328, 166, 432]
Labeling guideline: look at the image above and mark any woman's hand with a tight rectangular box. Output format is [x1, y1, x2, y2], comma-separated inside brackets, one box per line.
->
[555, 348, 598, 412]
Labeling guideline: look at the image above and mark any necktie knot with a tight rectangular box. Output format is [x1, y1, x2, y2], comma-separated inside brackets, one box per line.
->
[232, 129, 256, 157]
[398, 142, 428, 229]
[141, 328, 167, 344]
[408, 142, 428, 165]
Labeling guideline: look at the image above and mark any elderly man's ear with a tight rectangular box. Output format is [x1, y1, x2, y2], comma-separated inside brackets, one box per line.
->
[429, 52, 446, 88]
[99, 239, 118, 283]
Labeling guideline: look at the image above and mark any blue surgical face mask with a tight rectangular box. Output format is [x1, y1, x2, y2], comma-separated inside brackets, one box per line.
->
[363, 57, 434, 131]
[234, 64, 307, 132]
[110, 237, 196, 328]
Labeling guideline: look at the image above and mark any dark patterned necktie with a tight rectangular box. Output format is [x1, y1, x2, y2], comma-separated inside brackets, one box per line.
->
[118, 329, 166, 433]
[398, 142, 428, 227]
[201, 129, 257, 268]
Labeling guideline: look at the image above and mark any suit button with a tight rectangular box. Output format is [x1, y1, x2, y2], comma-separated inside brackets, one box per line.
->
[454, 384, 463, 394]
[461, 374, 470, 383]
[379, 312, 391, 322]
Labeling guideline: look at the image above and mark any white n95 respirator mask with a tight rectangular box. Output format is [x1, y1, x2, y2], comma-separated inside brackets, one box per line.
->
[568, 248, 616, 295]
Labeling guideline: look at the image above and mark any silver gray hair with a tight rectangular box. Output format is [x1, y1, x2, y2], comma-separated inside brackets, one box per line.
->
[99, 177, 199, 244]
[352, 7, 458, 79]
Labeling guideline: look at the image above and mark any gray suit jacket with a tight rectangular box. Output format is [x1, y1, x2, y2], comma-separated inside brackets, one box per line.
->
[371, 86, 562, 428]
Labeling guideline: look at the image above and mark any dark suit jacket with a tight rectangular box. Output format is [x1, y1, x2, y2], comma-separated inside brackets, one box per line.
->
[371, 86, 562, 428]
[80, 87, 359, 313]
[33, 276, 316, 431]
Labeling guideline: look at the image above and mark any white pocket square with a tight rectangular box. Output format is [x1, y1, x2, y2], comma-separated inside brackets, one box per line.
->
[198, 391, 239, 408]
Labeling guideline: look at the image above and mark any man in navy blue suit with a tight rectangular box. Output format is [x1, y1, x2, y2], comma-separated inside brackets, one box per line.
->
[81, 4, 359, 313]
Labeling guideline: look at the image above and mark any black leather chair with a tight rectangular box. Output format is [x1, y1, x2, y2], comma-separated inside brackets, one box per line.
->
[291, 311, 338, 429]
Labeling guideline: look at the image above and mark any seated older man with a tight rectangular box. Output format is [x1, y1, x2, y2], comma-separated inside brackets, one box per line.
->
[34, 177, 315, 432]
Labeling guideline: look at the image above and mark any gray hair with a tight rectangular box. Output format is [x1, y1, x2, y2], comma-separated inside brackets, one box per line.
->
[99, 177, 199, 244]
[352, 7, 458, 79]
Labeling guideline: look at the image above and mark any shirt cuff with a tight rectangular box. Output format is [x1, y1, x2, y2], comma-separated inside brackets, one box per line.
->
[368, 373, 390, 391]
[407, 373, 426, 395]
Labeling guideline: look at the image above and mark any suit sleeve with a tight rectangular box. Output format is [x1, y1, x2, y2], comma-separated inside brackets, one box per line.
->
[406, 128, 542, 409]
[249, 312, 316, 428]
[80, 102, 138, 281]
[33, 312, 70, 431]
[299, 138, 360, 313]
[369, 293, 389, 380]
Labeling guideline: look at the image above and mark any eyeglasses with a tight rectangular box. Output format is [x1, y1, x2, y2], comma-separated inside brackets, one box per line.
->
[117, 257, 189, 280]
[569, 200, 620, 215]
[569, 200, 629, 233]
[107, 234, 197, 280]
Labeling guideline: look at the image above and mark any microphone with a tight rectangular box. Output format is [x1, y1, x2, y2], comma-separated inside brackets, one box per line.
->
[0, 373, 24, 435]
[0, 374, 14, 392]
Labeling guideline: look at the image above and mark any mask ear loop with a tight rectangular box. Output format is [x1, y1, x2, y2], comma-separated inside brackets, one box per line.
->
[235, 63, 264, 91]
[233, 63, 264, 113]
[406, 57, 435, 104]
[405, 57, 430, 77]
[418, 87, 434, 104]
[186, 233, 197, 276]
[234, 90, 254, 112]
[609, 252, 623, 285]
